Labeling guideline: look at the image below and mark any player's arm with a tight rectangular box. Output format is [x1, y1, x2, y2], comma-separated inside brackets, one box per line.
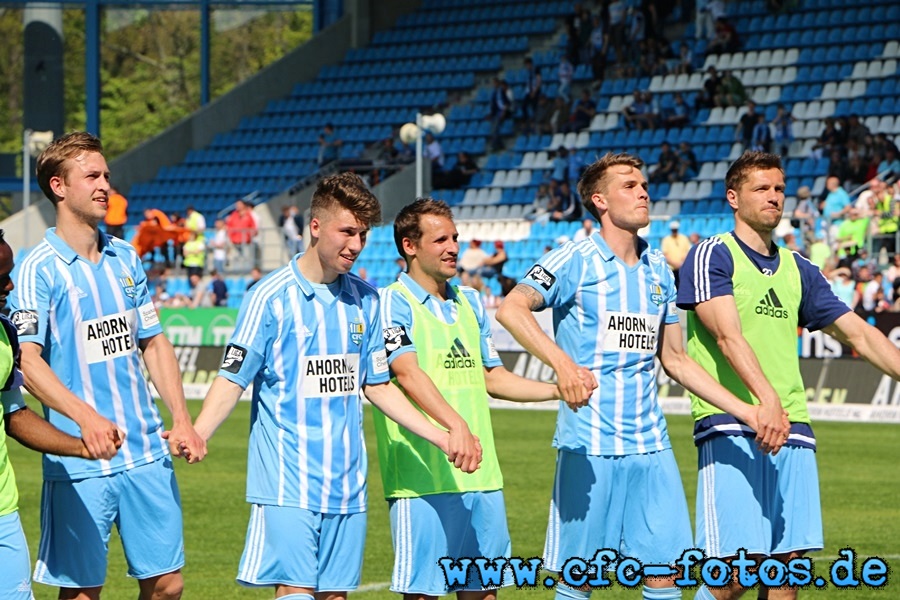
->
[655, 321, 791, 453]
[822, 312, 900, 378]
[390, 353, 480, 473]
[364, 381, 465, 470]
[483, 365, 560, 402]
[5, 403, 92, 458]
[19, 342, 121, 460]
[140, 333, 207, 463]
[191, 376, 244, 445]
[694, 295, 791, 454]
[496, 284, 596, 411]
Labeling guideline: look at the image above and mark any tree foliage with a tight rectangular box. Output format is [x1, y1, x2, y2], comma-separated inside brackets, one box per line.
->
[0, 6, 311, 158]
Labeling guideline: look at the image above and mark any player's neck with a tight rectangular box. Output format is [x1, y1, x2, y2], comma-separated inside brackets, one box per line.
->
[55, 213, 103, 263]
[733, 221, 775, 255]
[600, 226, 641, 266]
[297, 251, 337, 284]
[408, 267, 448, 300]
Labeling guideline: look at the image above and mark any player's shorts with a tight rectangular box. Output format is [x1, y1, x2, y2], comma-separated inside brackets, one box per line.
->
[696, 435, 823, 557]
[544, 449, 692, 572]
[388, 490, 511, 595]
[237, 504, 366, 591]
[0, 511, 33, 599]
[33, 457, 184, 587]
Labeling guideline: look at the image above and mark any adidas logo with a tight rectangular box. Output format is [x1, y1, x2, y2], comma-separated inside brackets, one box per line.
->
[443, 337, 476, 369]
[755, 288, 789, 319]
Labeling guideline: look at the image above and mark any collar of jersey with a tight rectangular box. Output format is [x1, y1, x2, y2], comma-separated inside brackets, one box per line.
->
[45, 227, 115, 265]
[588, 231, 650, 262]
[398, 272, 459, 305]
[289, 255, 353, 301]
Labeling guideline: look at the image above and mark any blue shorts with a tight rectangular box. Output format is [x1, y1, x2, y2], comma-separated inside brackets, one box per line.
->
[238, 504, 367, 591]
[544, 449, 692, 572]
[0, 511, 33, 599]
[33, 458, 184, 587]
[388, 490, 511, 595]
[696, 436, 823, 557]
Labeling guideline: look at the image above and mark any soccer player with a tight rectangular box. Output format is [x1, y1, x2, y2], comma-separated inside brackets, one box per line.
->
[187, 174, 466, 600]
[8, 131, 205, 600]
[0, 229, 116, 600]
[377, 198, 575, 600]
[677, 150, 900, 600]
[497, 152, 780, 600]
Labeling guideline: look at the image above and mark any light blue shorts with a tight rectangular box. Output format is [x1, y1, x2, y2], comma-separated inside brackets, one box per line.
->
[0, 511, 33, 599]
[33, 458, 184, 587]
[544, 449, 692, 572]
[696, 436, 823, 558]
[237, 504, 367, 591]
[388, 490, 512, 595]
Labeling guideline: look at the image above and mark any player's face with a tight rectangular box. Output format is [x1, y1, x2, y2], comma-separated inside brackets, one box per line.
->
[729, 168, 785, 233]
[0, 242, 14, 310]
[409, 214, 459, 282]
[310, 207, 369, 280]
[51, 151, 111, 226]
[595, 165, 650, 232]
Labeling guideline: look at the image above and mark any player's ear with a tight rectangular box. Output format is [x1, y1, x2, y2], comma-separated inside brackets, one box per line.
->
[591, 191, 608, 214]
[725, 188, 739, 211]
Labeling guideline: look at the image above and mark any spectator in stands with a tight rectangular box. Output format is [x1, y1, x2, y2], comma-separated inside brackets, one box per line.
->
[246, 266, 263, 291]
[182, 231, 206, 279]
[828, 148, 851, 184]
[735, 100, 759, 149]
[549, 179, 582, 222]
[873, 132, 900, 158]
[526, 182, 554, 223]
[533, 94, 556, 135]
[887, 253, 900, 300]
[489, 78, 515, 151]
[878, 148, 900, 179]
[829, 267, 856, 308]
[861, 272, 889, 315]
[871, 181, 898, 255]
[607, 0, 628, 65]
[626, 4, 647, 64]
[677, 141, 699, 181]
[792, 185, 820, 247]
[521, 57, 543, 125]
[811, 117, 840, 160]
[695, 0, 725, 40]
[661, 219, 692, 288]
[663, 92, 692, 129]
[835, 207, 869, 260]
[567, 89, 597, 132]
[770, 104, 794, 157]
[590, 11, 610, 82]
[104, 186, 128, 239]
[225, 199, 258, 269]
[705, 16, 740, 55]
[845, 114, 870, 148]
[357, 266, 378, 288]
[689, 231, 702, 245]
[846, 154, 869, 189]
[434, 151, 479, 190]
[280, 205, 304, 255]
[573, 5, 594, 65]
[550, 146, 571, 183]
[470, 240, 508, 292]
[573, 218, 595, 242]
[185, 205, 206, 235]
[209, 218, 229, 274]
[823, 175, 852, 229]
[180, 272, 210, 308]
[318, 122, 342, 167]
[168, 211, 186, 267]
[457, 239, 489, 287]
[423, 132, 445, 177]
[673, 42, 693, 75]
[715, 70, 747, 108]
[750, 113, 773, 153]
[558, 54, 574, 102]
[650, 141, 680, 183]
[695, 66, 721, 110]
[549, 96, 571, 135]
[209, 270, 228, 307]
[622, 90, 654, 131]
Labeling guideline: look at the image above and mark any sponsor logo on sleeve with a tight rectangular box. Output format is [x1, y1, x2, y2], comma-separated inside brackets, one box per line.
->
[221, 344, 247, 374]
[525, 265, 556, 291]
[139, 302, 160, 329]
[10, 310, 38, 336]
[486, 336, 499, 360]
[372, 349, 389, 375]
[382, 325, 412, 356]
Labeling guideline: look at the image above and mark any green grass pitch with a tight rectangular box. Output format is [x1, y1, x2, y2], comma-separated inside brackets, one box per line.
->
[8, 400, 899, 599]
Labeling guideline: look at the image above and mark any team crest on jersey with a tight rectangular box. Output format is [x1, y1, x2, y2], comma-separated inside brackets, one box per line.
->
[648, 283, 664, 306]
[349, 320, 364, 345]
[119, 274, 137, 298]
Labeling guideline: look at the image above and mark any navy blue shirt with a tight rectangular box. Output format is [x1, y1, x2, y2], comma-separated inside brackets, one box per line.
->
[677, 232, 850, 331]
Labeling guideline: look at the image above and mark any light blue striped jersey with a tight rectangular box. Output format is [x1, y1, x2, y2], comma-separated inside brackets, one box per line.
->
[219, 258, 390, 514]
[8, 229, 167, 480]
[378, 273, 502, 368]
[518, 232, 678, 456]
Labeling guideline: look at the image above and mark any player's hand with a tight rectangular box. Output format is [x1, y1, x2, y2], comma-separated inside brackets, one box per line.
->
[754, 401, 790, 456]
[556, 361, 596, 412]
[447, 422, 480, 474]
[77, 411, 123, 460]
[164, 421, 208, 464]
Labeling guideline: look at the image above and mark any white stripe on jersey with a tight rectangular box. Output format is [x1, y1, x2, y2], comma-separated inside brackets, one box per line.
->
[692, 236, 724, 304]
[235, 270, 293, 347]
[613, 260, 627, 456]
[287, 286, 310, 508]
[587, 253, 603, 456]
[271, 295, 287, 507]
[18, 241, 54, 309]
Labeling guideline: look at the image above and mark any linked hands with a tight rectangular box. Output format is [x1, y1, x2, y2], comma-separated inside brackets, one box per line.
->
[162, 421, 208, 464]
[555, 359, 597, 412]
